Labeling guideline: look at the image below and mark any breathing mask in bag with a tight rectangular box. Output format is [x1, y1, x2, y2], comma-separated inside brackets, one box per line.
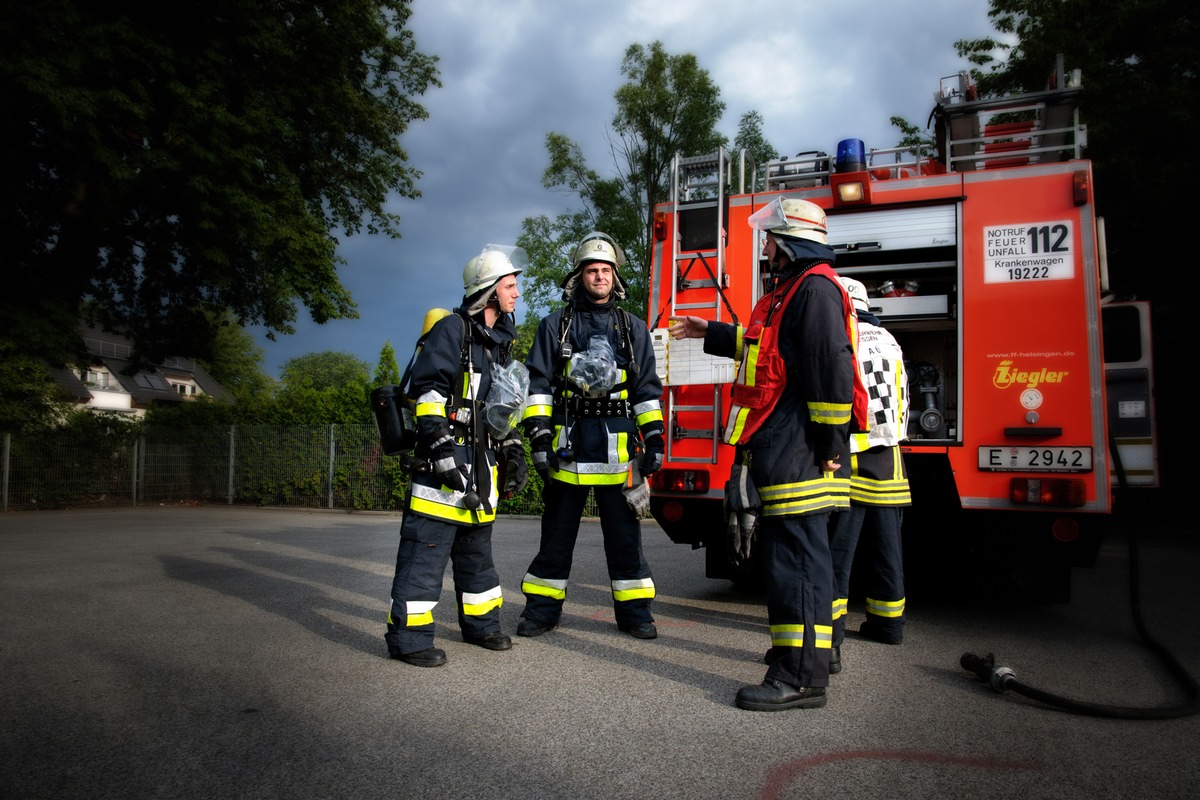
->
[567, 335, 620, 397]
[723, 460, 760, 566]
[483, 360, 530, 439]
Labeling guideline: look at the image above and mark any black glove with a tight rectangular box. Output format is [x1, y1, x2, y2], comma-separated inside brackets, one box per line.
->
[427, 429, 468, 493]
[639, 433, 664, 476]
[529, 428, 557, 480]
[500, 441, 528, 498]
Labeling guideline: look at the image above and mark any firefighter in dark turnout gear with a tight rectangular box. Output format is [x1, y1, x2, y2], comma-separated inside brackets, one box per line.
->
[385, 245, 530, 667]
[830, 276, 910, 653]
[517, 232, 665, 640]
[670, 198, 865, 710]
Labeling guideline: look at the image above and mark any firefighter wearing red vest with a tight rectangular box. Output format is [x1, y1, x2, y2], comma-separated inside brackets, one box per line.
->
[517, 232, 665, 640]
[384, 245, 529, 667]
[670, 197, 864, 711]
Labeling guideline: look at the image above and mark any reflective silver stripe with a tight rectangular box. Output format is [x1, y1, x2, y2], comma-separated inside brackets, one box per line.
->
[632, 399, 661, 416]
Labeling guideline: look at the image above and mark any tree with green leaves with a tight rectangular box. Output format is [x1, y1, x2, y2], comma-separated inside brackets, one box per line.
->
[613, 42, 728, 277]
[731, 110, 778, 192]
[372, 341, 402, 389]
[1, 1, 440, 371]
[516, 41, 727, 338]
[280, 352, 371, 393]
[953, 0, 1198, 293]
[0, 341, 71, 434]
[272, 351, 373, 424]
[200, 314, 277, 408]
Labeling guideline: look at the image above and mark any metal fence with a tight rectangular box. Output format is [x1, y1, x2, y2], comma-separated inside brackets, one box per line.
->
[1, 426, 572, 516]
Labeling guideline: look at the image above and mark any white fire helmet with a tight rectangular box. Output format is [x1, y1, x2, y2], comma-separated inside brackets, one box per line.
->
[462, 244, 527, 299]
[748, 197, 828, 245]
[837, 276, 870, 314]
[561, 232, 628, 299]
[571, 232, 627, 271]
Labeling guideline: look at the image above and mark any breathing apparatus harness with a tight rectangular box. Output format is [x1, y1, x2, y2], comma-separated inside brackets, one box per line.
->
[549, 299, 638, 462]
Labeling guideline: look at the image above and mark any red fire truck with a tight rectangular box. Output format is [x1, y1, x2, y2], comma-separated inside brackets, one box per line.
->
[643, 61, 1157, 601]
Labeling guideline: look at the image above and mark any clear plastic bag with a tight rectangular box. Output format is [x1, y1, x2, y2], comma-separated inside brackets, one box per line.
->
[483, 360, 530, 438]
[567, 335, 620, 397]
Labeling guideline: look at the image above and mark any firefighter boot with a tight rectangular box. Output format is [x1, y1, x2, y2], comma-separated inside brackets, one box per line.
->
[735, 679, 827, 712]
[464, 632, 512, 651]
[619, 622, 658, 640]
[516, 618, 556, 637]
[389, 646, 447, 667]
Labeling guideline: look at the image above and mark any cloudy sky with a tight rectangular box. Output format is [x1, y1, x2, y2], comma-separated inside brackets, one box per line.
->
[253, 0, 1001, 378]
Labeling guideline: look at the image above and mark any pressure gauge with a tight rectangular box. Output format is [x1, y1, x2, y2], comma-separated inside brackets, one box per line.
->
[1020, 387, 1043, 410]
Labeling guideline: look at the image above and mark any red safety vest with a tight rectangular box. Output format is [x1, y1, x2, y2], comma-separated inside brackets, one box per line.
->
[723, 264, 867, 445]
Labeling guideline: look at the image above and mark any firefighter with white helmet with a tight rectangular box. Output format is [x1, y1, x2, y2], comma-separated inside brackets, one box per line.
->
[830, 276, 911, 655]
[670, 197, 867, 710]
[385, 244, 529, 667]
[516, 231, 665, 640]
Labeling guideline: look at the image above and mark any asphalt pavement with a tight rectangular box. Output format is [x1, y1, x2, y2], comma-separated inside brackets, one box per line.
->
[1, 505, 1198, 800]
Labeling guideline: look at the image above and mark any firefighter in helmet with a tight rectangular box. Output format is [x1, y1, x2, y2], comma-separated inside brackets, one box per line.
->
[385, 244, 529, 667]
[830, 276, 910, 654]
[517, 232, 665, 640]
[670, 197, 866, 710]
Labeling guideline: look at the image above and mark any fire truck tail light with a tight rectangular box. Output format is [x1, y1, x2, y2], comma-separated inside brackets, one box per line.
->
[648, 468, 710, 493]
[1009, 477, 1087, 507]
[653, 212, 668, 241]
[1073, 170, 1089, 206]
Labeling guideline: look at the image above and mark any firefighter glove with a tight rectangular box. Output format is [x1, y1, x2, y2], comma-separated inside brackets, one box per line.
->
[427, 429, 469, 493]
[530, 428, 557, 479]
[639, 433, 664, 476]
[500, 440, 528, 498]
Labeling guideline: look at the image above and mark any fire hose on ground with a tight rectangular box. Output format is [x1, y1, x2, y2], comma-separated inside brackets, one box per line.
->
[959, 430, 1200, 720]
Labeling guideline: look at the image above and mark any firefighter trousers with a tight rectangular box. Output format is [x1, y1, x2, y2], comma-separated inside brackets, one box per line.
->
[761, 513, 834, 690]
[385, 513, 503, 656]
[829, 504, 905, 646]
[520, 480, 655, 629]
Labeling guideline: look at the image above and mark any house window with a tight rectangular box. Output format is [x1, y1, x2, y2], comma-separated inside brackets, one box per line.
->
[83, 369, 112, 389]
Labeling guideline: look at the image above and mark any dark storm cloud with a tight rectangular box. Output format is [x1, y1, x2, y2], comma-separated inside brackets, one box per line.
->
[255, 0, 998, 377]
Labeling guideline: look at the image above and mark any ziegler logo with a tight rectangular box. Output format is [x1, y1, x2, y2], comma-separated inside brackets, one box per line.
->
[992, 360, 1069, 389]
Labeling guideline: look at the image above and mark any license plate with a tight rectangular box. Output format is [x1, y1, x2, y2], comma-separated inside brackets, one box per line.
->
[977, 446, 1093, 472]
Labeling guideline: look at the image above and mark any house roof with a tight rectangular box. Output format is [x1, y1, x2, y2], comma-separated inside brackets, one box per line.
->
[72, 327, 233, 405]
[47, 365, 93, 401]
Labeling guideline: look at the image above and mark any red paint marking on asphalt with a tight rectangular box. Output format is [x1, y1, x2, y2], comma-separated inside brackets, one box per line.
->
[759, 750, 1036, 800]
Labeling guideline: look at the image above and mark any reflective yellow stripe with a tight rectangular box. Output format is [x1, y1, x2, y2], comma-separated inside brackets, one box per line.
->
[635, 408, 663, 426]
[809, 400, 852, 425]
[415, 402, 446, 417]
[410, 495, 495, 524]
[848, 475, 911, 505]
[612, 578, 655, 602]
[406, 600, 436, 628]
[865, 597, 905, 618]
[744, 341, 760, 385]
[814, 624, 833, 649]
[462, 585, 503, 617]
[832, 597, 848, 620]
[547, 431, 632, 486]
[758, 476, 850, 516]
[522, 573, 567, 601]
[770, 624, 804, 647]
[724, 405, 751, 445]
